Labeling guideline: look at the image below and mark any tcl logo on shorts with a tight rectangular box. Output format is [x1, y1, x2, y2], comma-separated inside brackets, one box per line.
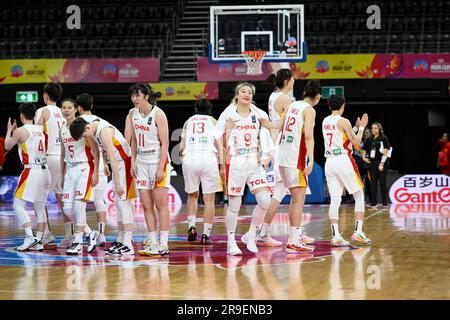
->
[249, 179, 266, 187]
[389, 175, 450, 204]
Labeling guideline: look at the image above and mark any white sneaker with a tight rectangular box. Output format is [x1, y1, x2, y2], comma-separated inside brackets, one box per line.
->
[42, 231, 56, 245]
[87, 231, 99, 253]
[142, 237, 152, 247]
[227, 241, 242, 256]
[16, 236, 40, 252]
[29, 241, 44, 251]
[256, 233, 283, 247]
[351, 231, 372, 244]
[110, 243, 135, 256]
[331, 234, 350, 247]
[299, 233, 316, 244]
[97, 233, 106, 247]
[158, 245, 170, 256]
[138, 242, 160, 256]
[66, 242, 83, 255]
[241, 232, 258, 253]
[58, 236, 74, 248]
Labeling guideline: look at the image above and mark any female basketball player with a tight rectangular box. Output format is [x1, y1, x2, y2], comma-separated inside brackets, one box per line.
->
[215, 83, 274, 255]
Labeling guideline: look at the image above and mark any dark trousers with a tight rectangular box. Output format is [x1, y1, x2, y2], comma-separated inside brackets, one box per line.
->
[369, 160, 389, 206]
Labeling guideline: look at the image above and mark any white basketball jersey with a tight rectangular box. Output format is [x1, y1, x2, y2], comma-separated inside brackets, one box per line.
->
[131, 107, 161, 164]
[94, 119, 131, 161]
[80, 114, 105, 171]
[183, 115, 217, 155]
[80, 114, 100, 123]
[228, 108, 264, 157]
[278, 101, 311, 169]
[36, 105, 65, 156]
[322, 115, 352, 158]
[268, 91, 286, 127]
[18, 124, 46, 165]
[61, 124, 94, 164]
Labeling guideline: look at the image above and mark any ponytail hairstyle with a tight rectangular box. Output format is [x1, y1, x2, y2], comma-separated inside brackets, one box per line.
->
[265, 68, 293, 91]
[128, 83, 155, 105]
[231, 82, 256, 105]
[303, 79, 322, 99]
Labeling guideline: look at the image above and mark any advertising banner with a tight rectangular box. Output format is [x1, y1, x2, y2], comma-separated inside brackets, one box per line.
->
[149, 82, 218, 100]
[0, 58, 159, 84]
[197, 53, 450, 81]
[389, 174, 450, 204]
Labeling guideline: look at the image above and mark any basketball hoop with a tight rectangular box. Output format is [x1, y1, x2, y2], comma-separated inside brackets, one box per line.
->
[242, 50, 266, 75]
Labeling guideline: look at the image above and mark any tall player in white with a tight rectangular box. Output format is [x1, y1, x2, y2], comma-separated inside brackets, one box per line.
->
[76, 94, 109, 247]
[127, 83, 171, 256]
[59, 99, 100, 255]
[277, 80, 322, 253]
[5, 103, 51, 251]
[258, 68, 315, 247]
[34, 83, 69, 246]
[322, 94, 371, 246]
[180, 99, 223, 245]
[215, 83, 274, 255]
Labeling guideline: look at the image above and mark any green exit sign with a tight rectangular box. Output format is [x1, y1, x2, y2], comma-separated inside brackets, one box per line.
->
[16, 91, 38, 103]
[322, 86, 344, 99]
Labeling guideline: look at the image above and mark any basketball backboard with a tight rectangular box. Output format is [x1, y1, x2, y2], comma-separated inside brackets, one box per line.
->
[209, 5, 306, 63]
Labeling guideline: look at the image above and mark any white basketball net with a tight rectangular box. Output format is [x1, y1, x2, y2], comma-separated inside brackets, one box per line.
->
[242, 51, 266, 75]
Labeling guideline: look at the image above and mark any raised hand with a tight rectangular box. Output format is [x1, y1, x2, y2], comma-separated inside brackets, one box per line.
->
[360, 113, 369, 128]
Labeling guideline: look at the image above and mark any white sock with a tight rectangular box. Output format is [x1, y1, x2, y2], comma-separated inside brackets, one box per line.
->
[36, 231, 43, 241]
[25, 227, 33, 237]
[64, 222, 74, 238]
[117, 231, 124, 243]
[45, 223, 50, 233]
[123, 231, 133, 247]
[74, 231, 83, 243]
[331, 223, 340, 238]
[84, 224, 92, 235]
[160, 230, 169, 247]
[203, 223, 212, 237]
[355, 220, 363, 233]
[226, 210, 238, 243]
[187, 215, 196, 228]
[250, 205, 266, 228]
[259, 223, 270, 237]
[98, 222, 105, 234]
[148, 231, 158, 243]
[288, 226, 300, 244]
[248, 224, 258, 237]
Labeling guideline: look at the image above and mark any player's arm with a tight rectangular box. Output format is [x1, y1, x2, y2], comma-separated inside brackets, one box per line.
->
[303, 107, 316, 176]
[179, 120, 188, 159]
[340, 114, 368, 149]
[211, 118, 225, 165]
[34, 108, 49, 126]
[99, 127, 124, 196]
[88, 137, 99, 187]
[126, 112, 137, 177]
[155, 109, 169, 184]
[59, 128, 66, 187]
[4, 118, 20, 151]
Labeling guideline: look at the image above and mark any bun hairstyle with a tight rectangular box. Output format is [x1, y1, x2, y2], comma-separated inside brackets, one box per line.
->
[303, 79, 322, 99]
[232, 82, 256, 105]
[265, 68, 293, 91]
[128, 83, 155, 104]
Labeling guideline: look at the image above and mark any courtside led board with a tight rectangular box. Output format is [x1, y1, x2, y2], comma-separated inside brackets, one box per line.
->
[209, 5, 307, 63]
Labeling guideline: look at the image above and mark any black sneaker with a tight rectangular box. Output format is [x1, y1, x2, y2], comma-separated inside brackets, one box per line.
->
[110, 243, 134, 256]
[187, 226, 197, 241]
[200, 234, 212, 245]
[106, 241, 120, 253]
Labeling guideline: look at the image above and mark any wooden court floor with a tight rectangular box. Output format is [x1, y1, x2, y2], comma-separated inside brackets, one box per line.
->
[0, 202, 448, 300]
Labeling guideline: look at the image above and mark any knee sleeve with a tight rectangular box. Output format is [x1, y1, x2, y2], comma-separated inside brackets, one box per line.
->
[116, 199, 134, 225]
[272, 182, 287, 203]
[227, 195, 242, 214]
[255, 190, 271, 211]
[33, 201, 47, 224]
[13, 198, 30, 226]
[74, 200, 87, 226]
[329, 195, 342, 220]
[353, 189, 365, 213]
[63, 202, 74, 220]
[94, 188, 107, 212]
